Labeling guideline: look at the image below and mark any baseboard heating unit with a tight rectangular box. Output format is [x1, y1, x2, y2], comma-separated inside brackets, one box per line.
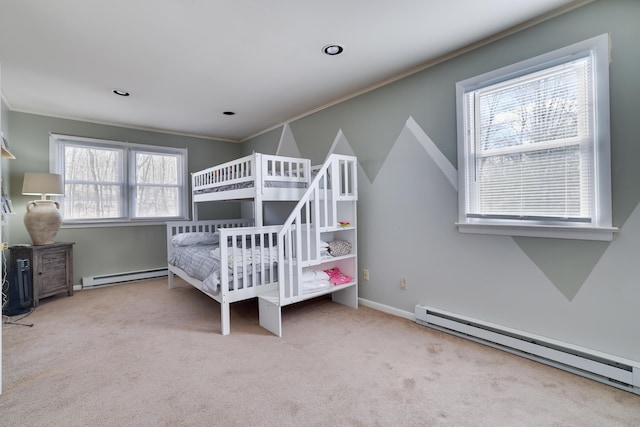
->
[82, 268, 168, 289]
[415, 305, 639, 395]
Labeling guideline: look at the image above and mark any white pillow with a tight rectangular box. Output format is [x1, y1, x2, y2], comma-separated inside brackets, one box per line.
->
[171, 231, 219, 247]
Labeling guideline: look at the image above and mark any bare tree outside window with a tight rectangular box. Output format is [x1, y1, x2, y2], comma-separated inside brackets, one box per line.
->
[52, 136, 187, 222]
[64, 145, 122, 219]
[135, 152, 180, 218]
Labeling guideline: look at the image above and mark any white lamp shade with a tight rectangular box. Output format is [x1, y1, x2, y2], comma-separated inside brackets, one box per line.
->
[22, 173, 64, 197]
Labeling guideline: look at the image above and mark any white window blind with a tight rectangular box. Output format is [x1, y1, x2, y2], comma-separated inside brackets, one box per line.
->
[456, 34, 616, 240]
[466, 57, 592, 221]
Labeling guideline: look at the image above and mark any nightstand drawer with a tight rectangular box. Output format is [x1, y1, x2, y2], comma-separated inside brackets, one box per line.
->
[41, 250, 68, 270]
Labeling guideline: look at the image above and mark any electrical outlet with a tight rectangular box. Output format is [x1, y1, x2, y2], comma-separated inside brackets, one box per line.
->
[400, 277, 407, 290]
[363, 269, 369, 281]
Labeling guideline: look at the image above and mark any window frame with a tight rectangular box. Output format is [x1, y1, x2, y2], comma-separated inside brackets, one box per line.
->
[50, 134, 189, 226]
[455, 34, 617, 241]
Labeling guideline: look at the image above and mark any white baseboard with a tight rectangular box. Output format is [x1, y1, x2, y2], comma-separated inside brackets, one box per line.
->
[358, 297, 415, 321]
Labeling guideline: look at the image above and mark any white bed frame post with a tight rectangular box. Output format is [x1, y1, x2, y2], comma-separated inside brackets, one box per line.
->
[168, 270, 175, 289]
[254, 154, 264, 227]
[167, 224, 176, 289]
[220, 292, 231, 335]
[190, 171, 199, 221]
[218, 231, 232, 335]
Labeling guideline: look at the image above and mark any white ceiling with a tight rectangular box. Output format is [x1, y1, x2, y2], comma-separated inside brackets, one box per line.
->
[0, 0, 581, 142]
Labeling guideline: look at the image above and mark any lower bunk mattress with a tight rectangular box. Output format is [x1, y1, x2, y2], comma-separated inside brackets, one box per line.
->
[168, 243, 277, 295]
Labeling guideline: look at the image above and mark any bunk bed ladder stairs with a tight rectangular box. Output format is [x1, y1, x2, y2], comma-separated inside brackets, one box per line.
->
[259, 154, 358, 336]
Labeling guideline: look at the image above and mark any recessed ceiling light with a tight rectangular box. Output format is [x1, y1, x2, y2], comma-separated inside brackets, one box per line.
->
[112, 89, 130, 97]
[223, 111, 236, 116]
[323, 44, 344, 56]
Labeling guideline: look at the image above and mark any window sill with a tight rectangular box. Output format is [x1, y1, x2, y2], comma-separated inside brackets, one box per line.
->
[455, 222, 618, 241]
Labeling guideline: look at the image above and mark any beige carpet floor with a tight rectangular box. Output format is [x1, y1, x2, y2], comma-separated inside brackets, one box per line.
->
[1, 278, 639, 427]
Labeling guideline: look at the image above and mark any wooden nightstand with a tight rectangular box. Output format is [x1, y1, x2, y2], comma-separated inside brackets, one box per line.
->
[9, 243, 74, 307]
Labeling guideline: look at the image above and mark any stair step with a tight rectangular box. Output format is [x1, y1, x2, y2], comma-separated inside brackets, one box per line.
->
[259, 290, 280, 305]
[258, 281, 357, 308]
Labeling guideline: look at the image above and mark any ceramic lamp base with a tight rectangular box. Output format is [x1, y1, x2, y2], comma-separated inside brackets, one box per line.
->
[23, 200, 62, 245]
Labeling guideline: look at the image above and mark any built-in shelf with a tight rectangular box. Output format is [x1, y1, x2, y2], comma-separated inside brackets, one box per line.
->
[259, 280, 357, 306]
[1, 133, 15, 159]
[1, 146, 15, 159]
[300, 253, 356, 268]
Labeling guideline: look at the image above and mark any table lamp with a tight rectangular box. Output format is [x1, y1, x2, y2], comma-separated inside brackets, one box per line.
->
[22, 172, 64, 245]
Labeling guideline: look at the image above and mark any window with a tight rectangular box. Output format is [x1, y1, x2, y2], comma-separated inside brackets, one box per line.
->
[455, 34, 616, 241]
[50, 134, 188, 224]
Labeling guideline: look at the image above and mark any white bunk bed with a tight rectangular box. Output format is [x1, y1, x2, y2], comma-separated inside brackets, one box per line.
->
[167, 153, 358, 336]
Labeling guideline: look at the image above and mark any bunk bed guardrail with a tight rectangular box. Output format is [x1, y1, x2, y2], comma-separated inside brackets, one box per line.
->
[191, 152, 311, 195]
[217, 225, 283, 302]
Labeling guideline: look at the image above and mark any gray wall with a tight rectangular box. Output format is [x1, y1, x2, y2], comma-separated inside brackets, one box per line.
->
[5, 112, 242, 284]
[243, 0, 640, 361]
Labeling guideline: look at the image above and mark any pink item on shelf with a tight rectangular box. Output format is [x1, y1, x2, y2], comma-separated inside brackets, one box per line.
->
[323, 267, 352, 285]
